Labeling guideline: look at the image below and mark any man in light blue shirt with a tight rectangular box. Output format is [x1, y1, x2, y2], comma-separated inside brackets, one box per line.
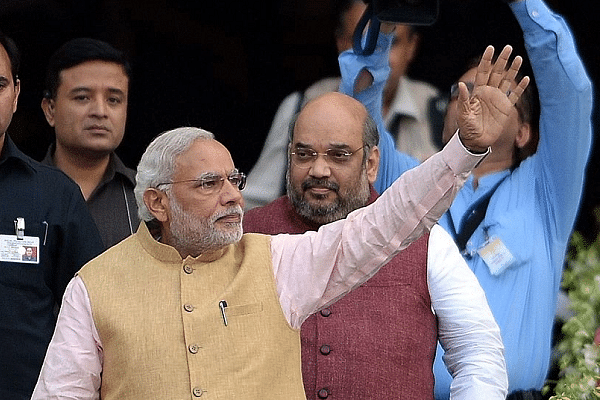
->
[338, 0, 593, 397]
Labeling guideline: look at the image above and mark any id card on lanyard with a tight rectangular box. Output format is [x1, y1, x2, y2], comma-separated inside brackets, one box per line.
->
[478, 234, 515, 276]
[0, 218, 40, 264]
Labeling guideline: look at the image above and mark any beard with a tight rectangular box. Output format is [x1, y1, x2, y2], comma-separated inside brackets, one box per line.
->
[287, 168, 370, 225]
[168, 196, 243, 257]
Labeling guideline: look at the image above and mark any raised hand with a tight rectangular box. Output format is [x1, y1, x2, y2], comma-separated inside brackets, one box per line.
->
[457, 45, 530, 152]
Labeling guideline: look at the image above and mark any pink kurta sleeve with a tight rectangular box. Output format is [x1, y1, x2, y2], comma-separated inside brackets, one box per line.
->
[31, 276, 102, 399]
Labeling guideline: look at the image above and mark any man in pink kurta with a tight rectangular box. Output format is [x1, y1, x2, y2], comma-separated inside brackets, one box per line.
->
[31, 37, 527, 397]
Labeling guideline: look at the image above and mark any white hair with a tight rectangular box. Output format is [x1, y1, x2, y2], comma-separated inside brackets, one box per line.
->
[135, 127, 215, 222]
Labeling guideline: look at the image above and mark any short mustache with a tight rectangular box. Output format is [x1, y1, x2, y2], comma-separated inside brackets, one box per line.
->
[301, 178, 339, 192]
[85, 124, 110, 131]
[210, 205, 244, 223]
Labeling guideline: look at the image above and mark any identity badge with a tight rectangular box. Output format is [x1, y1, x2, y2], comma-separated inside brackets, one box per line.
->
[0, 234, 40, 264]
[477, 236, 515, 276]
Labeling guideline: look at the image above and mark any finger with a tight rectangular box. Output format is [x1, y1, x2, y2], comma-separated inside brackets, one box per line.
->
[457, 81, 470, 104]
[507, 76, 530, 105]
[488, 45, 513, 88]
[474, 45, 495, 87]
[498, 79, 512, 97]
[499, 55, 522, 95]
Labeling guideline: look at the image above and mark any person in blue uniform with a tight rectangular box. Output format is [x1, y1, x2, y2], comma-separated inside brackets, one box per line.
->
[0, 31, 104, 400]
[339, 0, 593, 398]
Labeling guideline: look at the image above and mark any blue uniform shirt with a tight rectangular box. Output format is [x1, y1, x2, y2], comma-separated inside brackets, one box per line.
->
[0, 135, 104, 400]
[339, 0, 593, 395]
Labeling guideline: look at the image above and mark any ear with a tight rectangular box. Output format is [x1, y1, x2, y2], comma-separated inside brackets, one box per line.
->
[366, 145, 380, 184]
[336, 36, 351, 54]
[143, 188, 170, 223]
[406, 31, 420, 64]
[12, 79, 20, 113]
[40, 98, 56, 127]
[515, 121, 531, 150]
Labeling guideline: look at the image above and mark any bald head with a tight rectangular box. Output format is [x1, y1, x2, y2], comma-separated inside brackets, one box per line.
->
[287, 92, 380, 225]
[292, 92, 377, 149]
[299, 91, 366, 126]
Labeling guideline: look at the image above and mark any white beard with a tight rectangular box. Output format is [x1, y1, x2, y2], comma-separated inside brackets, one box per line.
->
[168, 196, 243, 256]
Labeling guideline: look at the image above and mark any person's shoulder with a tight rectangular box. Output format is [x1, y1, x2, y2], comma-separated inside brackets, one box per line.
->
[79, 232, 139, 271]
[111, 152, 137, 186]
[15, 155, 79, 188]
[13, 160, 90, 211]
[34, 162, 81, 188]
[245, 196, 286, 220]
[244, 196, 292, 233]
[402, 76, 440, 98]
[303, 77, 341, 104]
[2, 140, 85, 207]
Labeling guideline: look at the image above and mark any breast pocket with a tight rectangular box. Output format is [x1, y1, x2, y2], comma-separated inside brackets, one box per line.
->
[226, 302, 264, 318]
[221, 302, 265, 331]
[0, 217, 49, 289]
[480, 211, 531, 276]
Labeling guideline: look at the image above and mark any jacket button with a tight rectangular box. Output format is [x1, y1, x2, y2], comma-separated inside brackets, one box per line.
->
[189, 344, 199, 354]
[320, 344, 331, 355]
[192, 387, 203, 397]
[320, 308, 331, 317]
[184, 304, 194, 312]
[317, 388, 329, 398]
[183, 265, 194, 274]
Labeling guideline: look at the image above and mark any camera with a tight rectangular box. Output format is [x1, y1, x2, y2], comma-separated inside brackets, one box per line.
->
[370, 0, 439, 25]
[353, 0, 439, 55]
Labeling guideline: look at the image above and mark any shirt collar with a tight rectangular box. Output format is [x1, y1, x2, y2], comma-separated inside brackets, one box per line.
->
[385, 76, 421, 124]
[474, 169, 511, 192]
[42, 142, 136, 188]
[0, 134, 37, 173]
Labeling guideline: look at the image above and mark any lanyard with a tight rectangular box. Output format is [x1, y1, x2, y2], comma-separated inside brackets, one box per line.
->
[447, 175, 509, 253]
[352, 2, 381, 56]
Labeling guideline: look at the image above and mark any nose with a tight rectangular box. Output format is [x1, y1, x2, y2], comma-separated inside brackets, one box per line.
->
[89, 96, 108, 118]
[308, 154, 332, 179]
[219, 178, 244, 206]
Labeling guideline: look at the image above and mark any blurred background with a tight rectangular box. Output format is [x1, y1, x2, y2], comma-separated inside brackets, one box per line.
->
[1, 0, 598, 240]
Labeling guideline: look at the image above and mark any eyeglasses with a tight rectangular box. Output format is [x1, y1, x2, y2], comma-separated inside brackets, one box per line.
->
[290, 146, 365, 169]
[156, 171, 246, 194]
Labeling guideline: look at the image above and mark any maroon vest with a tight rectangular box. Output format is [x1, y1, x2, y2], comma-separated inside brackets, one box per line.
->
[243, 190, 436, 400]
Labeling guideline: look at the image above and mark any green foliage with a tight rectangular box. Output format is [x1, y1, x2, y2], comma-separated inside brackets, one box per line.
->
[547, 231, 600, 400]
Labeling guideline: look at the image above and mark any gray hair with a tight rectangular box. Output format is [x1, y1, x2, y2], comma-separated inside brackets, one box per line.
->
[135, 127, 215, 222]
[362, 114, 379, 150]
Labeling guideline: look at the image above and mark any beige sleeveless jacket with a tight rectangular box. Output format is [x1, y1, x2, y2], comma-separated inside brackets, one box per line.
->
[79, 223, 305, 400]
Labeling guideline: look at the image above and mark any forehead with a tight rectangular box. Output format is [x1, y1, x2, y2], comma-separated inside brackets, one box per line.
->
[393, 25, 412, 42]
[58, 60, 129, 90]
[0, 45, 13, 81]
[174, 139, 235, 178]
[342, 2, 368, 37]
[293, 99, 365, 149]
